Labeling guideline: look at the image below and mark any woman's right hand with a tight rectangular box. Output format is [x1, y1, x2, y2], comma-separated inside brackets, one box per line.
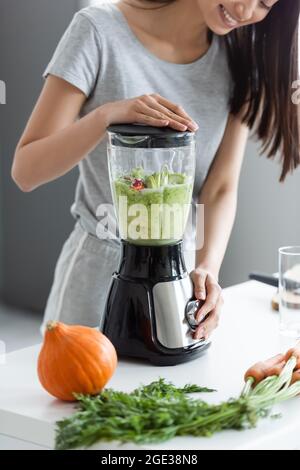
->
[101, 93, 199, 132]
[12, 77, 198, 192]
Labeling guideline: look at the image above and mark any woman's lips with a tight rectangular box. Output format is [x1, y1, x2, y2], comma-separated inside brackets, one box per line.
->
[218, 4, 240, 29]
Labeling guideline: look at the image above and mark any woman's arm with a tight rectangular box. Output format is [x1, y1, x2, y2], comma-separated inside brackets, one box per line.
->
[12, 76, 198, 192]
[197, 112, 249, 277]
[191, 112, 249, 340]
[12, 76, 104, 192]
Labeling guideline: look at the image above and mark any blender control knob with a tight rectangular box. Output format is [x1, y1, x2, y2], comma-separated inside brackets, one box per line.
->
[185, 300, 201, 331]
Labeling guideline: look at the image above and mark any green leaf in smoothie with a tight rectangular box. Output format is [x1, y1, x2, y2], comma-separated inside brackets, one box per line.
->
[145, 173, 161, 188]
[168, 173, 187, 185]
[131, 167, 145, 179]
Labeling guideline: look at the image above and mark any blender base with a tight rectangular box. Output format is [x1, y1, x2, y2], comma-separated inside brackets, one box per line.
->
[102, 241, 211, 367]
[115, 341, 211, 367]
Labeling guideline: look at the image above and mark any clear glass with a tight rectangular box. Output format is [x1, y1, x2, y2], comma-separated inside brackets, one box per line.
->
[279, 246, 300, 338]
[107, 133, 196, 246]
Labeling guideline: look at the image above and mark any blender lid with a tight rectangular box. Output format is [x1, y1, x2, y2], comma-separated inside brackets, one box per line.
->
[107, 124, 195, 148]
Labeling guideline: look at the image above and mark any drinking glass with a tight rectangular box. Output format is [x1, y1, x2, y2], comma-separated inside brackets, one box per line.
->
[279, 246, 300, 338]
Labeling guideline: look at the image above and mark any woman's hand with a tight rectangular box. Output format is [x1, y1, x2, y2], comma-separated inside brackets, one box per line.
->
[101, 93, 199, 132]
[190, 268, 224, 340]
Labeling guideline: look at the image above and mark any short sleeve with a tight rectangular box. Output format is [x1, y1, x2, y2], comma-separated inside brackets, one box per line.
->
[43, 12, 101, 97]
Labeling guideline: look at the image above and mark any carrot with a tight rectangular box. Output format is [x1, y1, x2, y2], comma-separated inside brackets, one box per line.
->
[284, 342, 300, 369]
[264, 353, 285, 369]
[244, 354, 285, 384]
[244, 361, 267, 384]
[267, 360, 286, 377]
[291, 370, 300, 385]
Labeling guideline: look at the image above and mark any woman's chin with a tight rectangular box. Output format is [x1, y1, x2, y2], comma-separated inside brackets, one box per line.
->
[210, 26, 234, 36]
[206, 18, 236, 36]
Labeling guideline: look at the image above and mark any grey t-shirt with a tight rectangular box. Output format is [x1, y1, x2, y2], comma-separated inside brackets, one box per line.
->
[44, 2, 232, 250]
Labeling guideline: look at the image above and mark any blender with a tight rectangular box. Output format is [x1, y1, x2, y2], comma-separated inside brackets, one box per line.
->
[102, 124, 210, 366]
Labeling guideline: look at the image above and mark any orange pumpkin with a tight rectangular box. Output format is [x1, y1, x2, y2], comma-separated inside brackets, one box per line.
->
[37, 321, 117, 402]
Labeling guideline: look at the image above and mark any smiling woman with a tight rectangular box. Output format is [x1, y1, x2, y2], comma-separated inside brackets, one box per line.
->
[142, 0, 300, 181]
[11, 0, 300, 341]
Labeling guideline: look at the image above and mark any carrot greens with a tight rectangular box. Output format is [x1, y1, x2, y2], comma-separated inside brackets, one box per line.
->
[55, 359, 300, 450]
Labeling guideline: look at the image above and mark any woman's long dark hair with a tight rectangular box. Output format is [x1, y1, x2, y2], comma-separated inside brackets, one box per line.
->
[142, 0, 300, 180]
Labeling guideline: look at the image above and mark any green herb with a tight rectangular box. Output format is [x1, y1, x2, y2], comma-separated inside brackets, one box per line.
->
[128, 165, 187, 189]
[131, 167, 145, 179]
[160, 164, 169, 186]
[145, 173, 161, 189]
[55, 359, 300, 450]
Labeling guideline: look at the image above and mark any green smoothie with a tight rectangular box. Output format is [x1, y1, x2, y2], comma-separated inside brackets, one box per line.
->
[112, 166, 192, 245]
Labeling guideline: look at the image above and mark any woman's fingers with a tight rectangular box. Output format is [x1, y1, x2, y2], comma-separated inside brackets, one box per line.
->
[146, 96, 198, 131]
[195, 277, 222, 323]
[136, 94, 198, 131]
[108, 94, 199, 131]
[191, 270, 207, 301]
[189, 269, 223, 340]
[152, 93, 194, 120]
[137, 101, 187, 131]
[149, 105, 191, 131]
[137, 113, 169, 127]
[135, 100, 184, 130]
[194, 296, 223, 340]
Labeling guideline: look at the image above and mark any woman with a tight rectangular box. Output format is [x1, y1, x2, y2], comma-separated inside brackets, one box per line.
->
[12, 0, 300, 340]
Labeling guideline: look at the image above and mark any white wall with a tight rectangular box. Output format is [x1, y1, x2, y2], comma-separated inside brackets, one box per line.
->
[1, 0, 79, 311]
[220, 139, 300, 286]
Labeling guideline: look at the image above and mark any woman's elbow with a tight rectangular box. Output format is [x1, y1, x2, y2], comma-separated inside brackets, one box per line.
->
[11, 155, 35, 193]
[200, 184, 238, 203]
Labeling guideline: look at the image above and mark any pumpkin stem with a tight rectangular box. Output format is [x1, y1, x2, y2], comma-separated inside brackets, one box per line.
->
[46, 321, 58, 331]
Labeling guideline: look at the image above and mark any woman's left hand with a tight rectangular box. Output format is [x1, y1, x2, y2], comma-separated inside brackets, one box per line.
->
[190, 268, 224, 340]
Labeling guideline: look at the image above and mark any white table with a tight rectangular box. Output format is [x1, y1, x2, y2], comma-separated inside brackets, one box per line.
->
[0, 281, 299, 451]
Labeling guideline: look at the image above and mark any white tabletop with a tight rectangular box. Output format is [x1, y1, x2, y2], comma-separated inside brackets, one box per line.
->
[0, 281, 299, 450]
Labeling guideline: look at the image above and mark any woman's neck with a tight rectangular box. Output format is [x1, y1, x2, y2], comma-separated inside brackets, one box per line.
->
[117, 0, 210, 64]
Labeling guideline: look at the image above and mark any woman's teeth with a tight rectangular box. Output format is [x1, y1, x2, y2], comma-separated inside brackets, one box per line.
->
[220, 5, 238, 27]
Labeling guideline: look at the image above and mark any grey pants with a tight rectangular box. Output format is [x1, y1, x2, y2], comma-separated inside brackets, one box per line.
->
[42, 223, 196, 334]
[41, 223, 120, 334]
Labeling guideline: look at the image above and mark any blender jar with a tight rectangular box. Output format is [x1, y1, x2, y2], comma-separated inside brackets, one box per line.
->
[107, 125, 196, 246]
